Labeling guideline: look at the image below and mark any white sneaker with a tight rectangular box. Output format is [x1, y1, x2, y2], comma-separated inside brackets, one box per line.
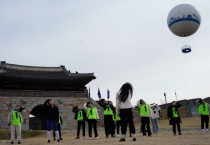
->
[95, 137, 99, 139]
[89, 137, 92, 140]
[200, 129, 205, 134]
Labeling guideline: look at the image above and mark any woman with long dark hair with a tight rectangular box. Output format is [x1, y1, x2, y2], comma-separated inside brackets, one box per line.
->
[116, 82, 136, 142]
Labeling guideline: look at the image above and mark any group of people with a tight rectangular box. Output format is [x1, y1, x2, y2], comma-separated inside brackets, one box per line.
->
[7, 99, 63, 144]
[7, 82, 210, 144]
[73, 83, 160, 142]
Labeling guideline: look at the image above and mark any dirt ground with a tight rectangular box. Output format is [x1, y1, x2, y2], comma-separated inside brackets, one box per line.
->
[3, 129, 210, 145]
[2, 117, 210, 145]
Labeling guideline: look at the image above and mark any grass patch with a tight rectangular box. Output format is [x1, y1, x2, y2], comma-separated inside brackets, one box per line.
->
[0, 130, 44, 140]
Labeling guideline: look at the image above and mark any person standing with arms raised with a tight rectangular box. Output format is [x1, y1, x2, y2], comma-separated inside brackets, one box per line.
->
[137, 99, 152, 137]
[83, 102, 99, 139]
[167, 101, 182, 136]
[116, 82, 136, 142]
[44, 99, 60, 143]
[197, 99, 210, 134]
[100, 99, 116, 138]
[72, 106, 86, 139]
[7, 105, 25, 144]
[150, 103, 161, 134]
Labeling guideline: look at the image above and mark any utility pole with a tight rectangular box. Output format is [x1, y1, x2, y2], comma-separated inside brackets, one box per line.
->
[175, 91, 177, 101]
[164, 93, 167, 104]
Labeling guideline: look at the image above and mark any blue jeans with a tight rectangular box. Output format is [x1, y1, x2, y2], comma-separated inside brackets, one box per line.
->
[151, 118, 159, 133]
[46, 120, 58, 131]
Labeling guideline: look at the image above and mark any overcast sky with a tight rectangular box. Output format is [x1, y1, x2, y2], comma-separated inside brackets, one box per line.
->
[1, 0, 210, 106]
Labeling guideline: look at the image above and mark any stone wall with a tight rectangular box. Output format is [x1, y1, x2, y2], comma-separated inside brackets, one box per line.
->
[0, 89, 104, 130]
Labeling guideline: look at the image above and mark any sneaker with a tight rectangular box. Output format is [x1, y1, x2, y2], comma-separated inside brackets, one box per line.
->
[119, 138, 125, 142]
[205, 129, 209, 133]
[133, 138, 136, 141]
[179, 133, 182, 135]
[111, 134, 115, 138]
[95, 136, 99, 139]
[88, 137, 92, 140]
[18, 141, 21, 144]
[117, 134, 120, 137]
[75, 136, 80, 139]
[11, 142, 14, 144]
[57, 139, 60, 142]
[47, 140, 50, 143]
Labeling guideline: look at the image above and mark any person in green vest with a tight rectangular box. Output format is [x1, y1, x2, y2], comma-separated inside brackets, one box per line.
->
[114, 114, 132, 137]
[137, 99, 152, 136]
[100, 99, 116, 138]
[53, 114, 63, 141]
[72, 106, 86, 139]
[197, 99, 210, 133]
[114, 114, 121, 136]
[167, 101, 182, 135]
[83, 101, 99, 139]
[7, 105, 25, 144]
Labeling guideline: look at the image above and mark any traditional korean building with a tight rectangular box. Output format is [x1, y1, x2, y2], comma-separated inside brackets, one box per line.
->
[0, 61, 101, 130]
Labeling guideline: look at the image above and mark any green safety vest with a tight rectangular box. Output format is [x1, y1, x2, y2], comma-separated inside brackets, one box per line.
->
[87, 107, 97, 119]
[199, 103, 209, 115]
[77, 110, 84, 121]
[172, 107, 178, 118]
[58, 115, 61, 124]
[103, 105, 113, 115]
[139, 104, 150, 116]
[11, 110, 21, 125]
[115, 115, 121, 121]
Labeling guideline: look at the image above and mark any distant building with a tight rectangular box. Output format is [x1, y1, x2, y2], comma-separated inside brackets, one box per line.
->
[159, 97, 210, 119]
[0, 61, 101, 130]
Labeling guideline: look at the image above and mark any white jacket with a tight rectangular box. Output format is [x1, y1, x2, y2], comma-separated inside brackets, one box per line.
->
[116, 90, 132, 115]
[150, 105, 161, 119]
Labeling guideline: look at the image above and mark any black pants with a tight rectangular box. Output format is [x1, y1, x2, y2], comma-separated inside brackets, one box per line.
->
[116, 120, 121, 135]
[119, 108, 135, 137]
[104, 115, 115, 136]
[88, 119, 98, 138]
[77, 121, 85, 137]
[53, 123, 61, 140]
[172, 118, 181, 134]
[141, 117, 151, 136]
[201, 115, 209, 129]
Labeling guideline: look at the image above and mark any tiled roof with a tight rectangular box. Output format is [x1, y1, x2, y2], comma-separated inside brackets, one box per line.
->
[0, 61, 96, 90]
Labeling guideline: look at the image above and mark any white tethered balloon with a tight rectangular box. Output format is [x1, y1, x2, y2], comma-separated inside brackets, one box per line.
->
[167, 4, 201, 37]
[167, 4, 201, 53]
